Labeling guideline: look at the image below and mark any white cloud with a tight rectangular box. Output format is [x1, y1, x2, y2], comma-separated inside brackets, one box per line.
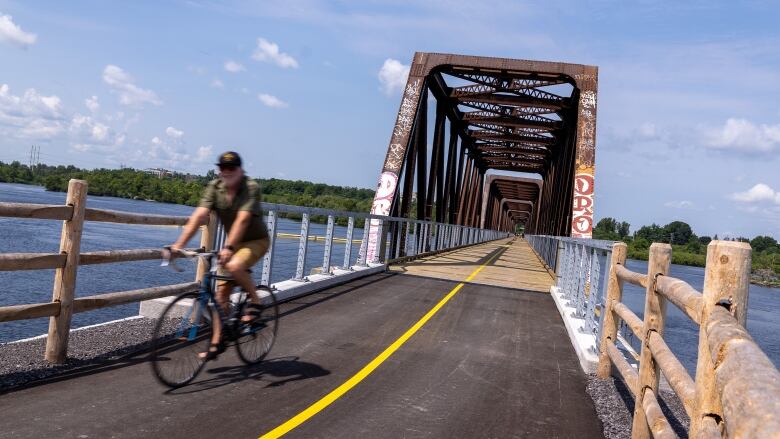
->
[0, 83, 65, 139]
[251, 38, 298, 68]
[377, 59, 410, 95]
[165, 126, 183, 138]
[0, 13, 37, 48]
[258, 93, 288, 108]
[210, 78, 224, 89]
[195, 145, 213, 162]
[85, 96, 99, 113]
[68, 113, 124, 153]
[140, 134, 212, 170]
[224, 60, 246, 73]
[102, 65, 162, 108]
[664, 200, 693, 209]
[731, 183, 780, 205]
[704, 118, 780, 154]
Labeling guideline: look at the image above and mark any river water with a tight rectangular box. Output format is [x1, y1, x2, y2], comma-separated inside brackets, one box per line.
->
[1, 183, 778, 372]
[0, 182, 362, 343]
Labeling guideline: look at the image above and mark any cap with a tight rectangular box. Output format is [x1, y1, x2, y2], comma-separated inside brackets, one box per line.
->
[216, 151, 242, 167]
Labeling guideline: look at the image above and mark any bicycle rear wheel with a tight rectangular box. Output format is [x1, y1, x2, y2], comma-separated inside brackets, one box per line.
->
[235, 286, 279, 365]
[149, 292, 214, 387]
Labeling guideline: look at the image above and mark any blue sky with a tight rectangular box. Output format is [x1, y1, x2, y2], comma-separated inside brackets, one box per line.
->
[1, 0, 779, 239]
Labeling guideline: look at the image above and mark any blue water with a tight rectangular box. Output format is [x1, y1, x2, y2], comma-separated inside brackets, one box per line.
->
[0, 182, 363, 343]
[620, 259, 780, 372]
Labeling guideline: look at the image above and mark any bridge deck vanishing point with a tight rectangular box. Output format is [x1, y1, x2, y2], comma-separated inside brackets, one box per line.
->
[1, 239, 603, 439]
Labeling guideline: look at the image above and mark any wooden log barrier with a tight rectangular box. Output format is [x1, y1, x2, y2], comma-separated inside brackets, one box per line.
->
[72, 282, 199, 313]
[654, 275, 703, 325]
[613, 301, 644, 339]
[640, 387, 677, 439]
[84, 208, 189, 226]
[647, 331, 695, 416]
[0, 302, 60, 322]
[0, 253, 66, 271]
[0, 202, 73, 220]
[631, 243, 672, 439]
[615, 264, 648, 288]
[597, 242, 627, 378]
[705, 306, 780, 438]
[606, 341, 638, 392]
[690, 241, 751, 436]
[45, 179, 87, 364]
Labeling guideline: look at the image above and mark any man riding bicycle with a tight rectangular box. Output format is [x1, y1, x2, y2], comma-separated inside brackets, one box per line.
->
[168, 151, 269, 359]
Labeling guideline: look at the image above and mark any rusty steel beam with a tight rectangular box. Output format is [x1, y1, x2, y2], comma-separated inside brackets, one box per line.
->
[371, 52, 597, 242]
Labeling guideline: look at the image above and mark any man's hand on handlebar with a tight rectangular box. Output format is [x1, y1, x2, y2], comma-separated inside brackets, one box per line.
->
[218, 247, 234, 265]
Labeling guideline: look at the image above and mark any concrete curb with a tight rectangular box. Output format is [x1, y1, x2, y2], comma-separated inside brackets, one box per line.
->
[550, 285, 599, 374]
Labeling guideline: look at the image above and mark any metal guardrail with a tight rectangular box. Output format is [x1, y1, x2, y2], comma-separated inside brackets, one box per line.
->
[526, 235, 616, 343]
[0, 179, 510, 363]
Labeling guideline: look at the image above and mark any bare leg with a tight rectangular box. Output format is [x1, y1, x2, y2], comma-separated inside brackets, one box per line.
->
[199, 283, 230, 359]
[225, 260, 260, 304]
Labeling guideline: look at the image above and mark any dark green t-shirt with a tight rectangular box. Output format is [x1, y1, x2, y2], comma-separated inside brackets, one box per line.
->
[198, 177, 269, 241]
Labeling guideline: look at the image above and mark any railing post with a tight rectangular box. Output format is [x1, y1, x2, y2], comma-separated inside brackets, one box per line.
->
[321, 214, 335, 274]
[689, 240, 752, 436]
[357, 218, 370, 266]
[293, 213, 310, 280]
[261, 210, 277, 285]
[45, 179, 88, 364]
[196, 211, 218, 282]
[631, 243, 672, 439]
[410, 222, 418, 256]
[342, 216, 355, 269]
[374, 219, 386, 264]
[597, 242, 627, 378]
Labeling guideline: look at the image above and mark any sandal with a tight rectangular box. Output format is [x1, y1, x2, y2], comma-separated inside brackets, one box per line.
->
[198, 341, 226, 361]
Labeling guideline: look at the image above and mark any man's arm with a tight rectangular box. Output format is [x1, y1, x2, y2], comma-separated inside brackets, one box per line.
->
[172, 207, 210, 250]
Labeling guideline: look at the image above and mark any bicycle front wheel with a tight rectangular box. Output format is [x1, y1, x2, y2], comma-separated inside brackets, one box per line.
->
[236, 286, 279, 365]
[149, 292, 215, 387]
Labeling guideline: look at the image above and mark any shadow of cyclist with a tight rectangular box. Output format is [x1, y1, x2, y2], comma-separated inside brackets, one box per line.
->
[165, 356, 330, 395]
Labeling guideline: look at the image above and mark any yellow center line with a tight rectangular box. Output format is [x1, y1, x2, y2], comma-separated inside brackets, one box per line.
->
[258, 242, 508, 439]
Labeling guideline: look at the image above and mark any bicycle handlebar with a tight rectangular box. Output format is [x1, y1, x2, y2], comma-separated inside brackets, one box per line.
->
[161, 246, 217, 272]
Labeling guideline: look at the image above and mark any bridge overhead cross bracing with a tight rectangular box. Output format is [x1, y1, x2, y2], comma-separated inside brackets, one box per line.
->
[368, 52, 597, 256]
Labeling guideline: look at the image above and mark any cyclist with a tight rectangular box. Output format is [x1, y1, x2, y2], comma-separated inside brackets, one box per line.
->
[167, 151, 269, 359]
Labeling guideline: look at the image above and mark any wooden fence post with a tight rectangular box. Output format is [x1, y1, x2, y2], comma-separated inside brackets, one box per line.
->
[689, 240, 751, 436]
[631, 243, 671, 439]
[597, 242, 627, 378]
[45, 179, 88, 363]
[195, 211, 217, 282]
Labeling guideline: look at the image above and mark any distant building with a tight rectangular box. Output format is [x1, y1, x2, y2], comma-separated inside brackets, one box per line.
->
[145, 168, 173, 178]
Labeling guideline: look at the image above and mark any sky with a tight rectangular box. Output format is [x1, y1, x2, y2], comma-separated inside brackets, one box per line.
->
[1, 0, 779, 240]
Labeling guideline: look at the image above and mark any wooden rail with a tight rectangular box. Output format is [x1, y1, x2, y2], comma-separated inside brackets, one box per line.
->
[597, 240, 780, 438]
[0, 179, 213, 363]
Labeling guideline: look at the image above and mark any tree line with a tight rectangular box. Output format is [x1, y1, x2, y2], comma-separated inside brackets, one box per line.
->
[0, 161, 375, 226]
[593, 217, 780, 282]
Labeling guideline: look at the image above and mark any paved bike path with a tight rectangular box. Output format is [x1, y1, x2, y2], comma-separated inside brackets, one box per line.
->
[0, 259, 602, 438]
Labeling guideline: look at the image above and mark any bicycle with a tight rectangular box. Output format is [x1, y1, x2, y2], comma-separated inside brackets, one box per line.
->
[149, 247, 279, 388]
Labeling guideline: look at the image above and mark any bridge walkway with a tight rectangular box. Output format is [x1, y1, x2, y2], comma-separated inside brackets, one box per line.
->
[0, 239, 603, 438]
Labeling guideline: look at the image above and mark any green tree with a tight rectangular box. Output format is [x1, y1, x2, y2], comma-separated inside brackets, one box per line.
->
[663, 221, 693, 245]
[751, 236, 778, 253]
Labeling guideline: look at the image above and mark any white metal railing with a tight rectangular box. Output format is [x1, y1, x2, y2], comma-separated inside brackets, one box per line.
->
[526, 235, 617, 348]
[217, 202, 512, 289]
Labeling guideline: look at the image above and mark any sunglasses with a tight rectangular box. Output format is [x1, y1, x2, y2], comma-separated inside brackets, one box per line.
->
[218, 165, 238, 171]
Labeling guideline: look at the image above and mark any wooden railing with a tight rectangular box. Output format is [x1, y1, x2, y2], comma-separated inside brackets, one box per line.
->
[0, 179, 215, 363]
[598, 241, 780, 438]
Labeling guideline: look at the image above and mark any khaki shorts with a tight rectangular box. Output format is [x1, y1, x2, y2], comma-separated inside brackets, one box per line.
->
[217, 237, 270, 286]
